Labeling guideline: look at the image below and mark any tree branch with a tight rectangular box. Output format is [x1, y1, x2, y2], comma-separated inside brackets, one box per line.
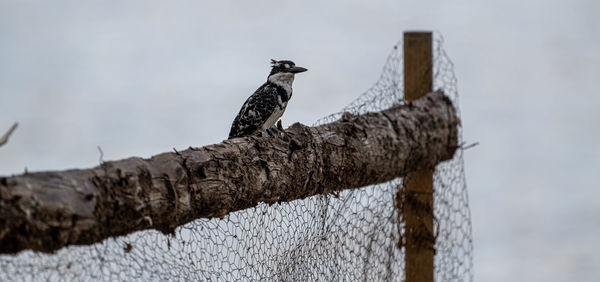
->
[0, 90, 459, 254]
[0, 122, 18, 148]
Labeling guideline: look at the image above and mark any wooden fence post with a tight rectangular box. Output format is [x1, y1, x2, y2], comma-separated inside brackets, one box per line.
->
[401, 31, 434, 282]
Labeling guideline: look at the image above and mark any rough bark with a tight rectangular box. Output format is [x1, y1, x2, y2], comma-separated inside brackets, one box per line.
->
[0, 90, 458, 254]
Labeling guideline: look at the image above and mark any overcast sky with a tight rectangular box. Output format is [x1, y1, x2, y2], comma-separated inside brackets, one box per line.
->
[1, 1, 599, 281]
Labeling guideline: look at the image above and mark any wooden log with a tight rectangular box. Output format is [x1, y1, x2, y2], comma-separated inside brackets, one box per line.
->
[0, 90, 457, 254]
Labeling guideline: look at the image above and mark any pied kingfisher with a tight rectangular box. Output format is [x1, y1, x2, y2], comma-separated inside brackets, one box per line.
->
[228, 59, 307, 139]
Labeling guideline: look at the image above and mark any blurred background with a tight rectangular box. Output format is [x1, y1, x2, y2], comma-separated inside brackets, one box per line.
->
[1, 1, 598, 281]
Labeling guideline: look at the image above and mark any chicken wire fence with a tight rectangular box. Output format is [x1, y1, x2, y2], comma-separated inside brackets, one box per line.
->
[0, 33, 472, 281]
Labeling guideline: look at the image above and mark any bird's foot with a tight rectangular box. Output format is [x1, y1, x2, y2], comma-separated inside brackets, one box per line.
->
[259, 121, 289, 139]
[263, 125, 288, 140]
[258, 128, 278, 138]
[265, 127, 280, 137]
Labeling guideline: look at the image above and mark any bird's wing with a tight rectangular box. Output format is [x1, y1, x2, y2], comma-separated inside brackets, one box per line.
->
[228, 85, 278, 139]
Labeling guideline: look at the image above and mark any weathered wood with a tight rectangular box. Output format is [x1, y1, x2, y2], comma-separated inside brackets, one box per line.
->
[401, 31, 435, 282]
[0, 90, 458, 254]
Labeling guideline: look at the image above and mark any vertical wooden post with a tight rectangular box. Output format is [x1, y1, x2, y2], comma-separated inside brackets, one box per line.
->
[401, 31, 434, 282]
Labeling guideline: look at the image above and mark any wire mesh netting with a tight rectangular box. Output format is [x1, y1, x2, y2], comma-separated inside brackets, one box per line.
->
[0, 33, 473, 281]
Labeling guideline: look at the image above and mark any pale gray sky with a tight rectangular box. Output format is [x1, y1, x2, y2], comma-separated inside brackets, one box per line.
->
[1, 1, 599, 281]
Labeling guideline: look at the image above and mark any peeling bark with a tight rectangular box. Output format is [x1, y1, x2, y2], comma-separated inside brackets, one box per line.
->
[0, 90, 458, 254]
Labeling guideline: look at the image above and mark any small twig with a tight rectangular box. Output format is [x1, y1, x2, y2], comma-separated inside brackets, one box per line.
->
[460, 142, 479, 150]
[0, 122, 18, 147]
[97, 146, 105, 164]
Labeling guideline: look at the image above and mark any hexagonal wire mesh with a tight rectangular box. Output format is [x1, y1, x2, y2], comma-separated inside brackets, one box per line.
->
[0, 33, 472, 281]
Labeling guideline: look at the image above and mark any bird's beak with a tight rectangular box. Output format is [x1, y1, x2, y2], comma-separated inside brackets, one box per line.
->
[289, 66, 308, 73]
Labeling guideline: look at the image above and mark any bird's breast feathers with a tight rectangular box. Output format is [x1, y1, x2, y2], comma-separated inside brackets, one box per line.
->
[262, 101, 287, 130]
[268, 72, 294, 95]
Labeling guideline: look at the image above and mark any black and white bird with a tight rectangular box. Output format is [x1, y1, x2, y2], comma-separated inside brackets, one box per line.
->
[228, 59, 307, 139]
